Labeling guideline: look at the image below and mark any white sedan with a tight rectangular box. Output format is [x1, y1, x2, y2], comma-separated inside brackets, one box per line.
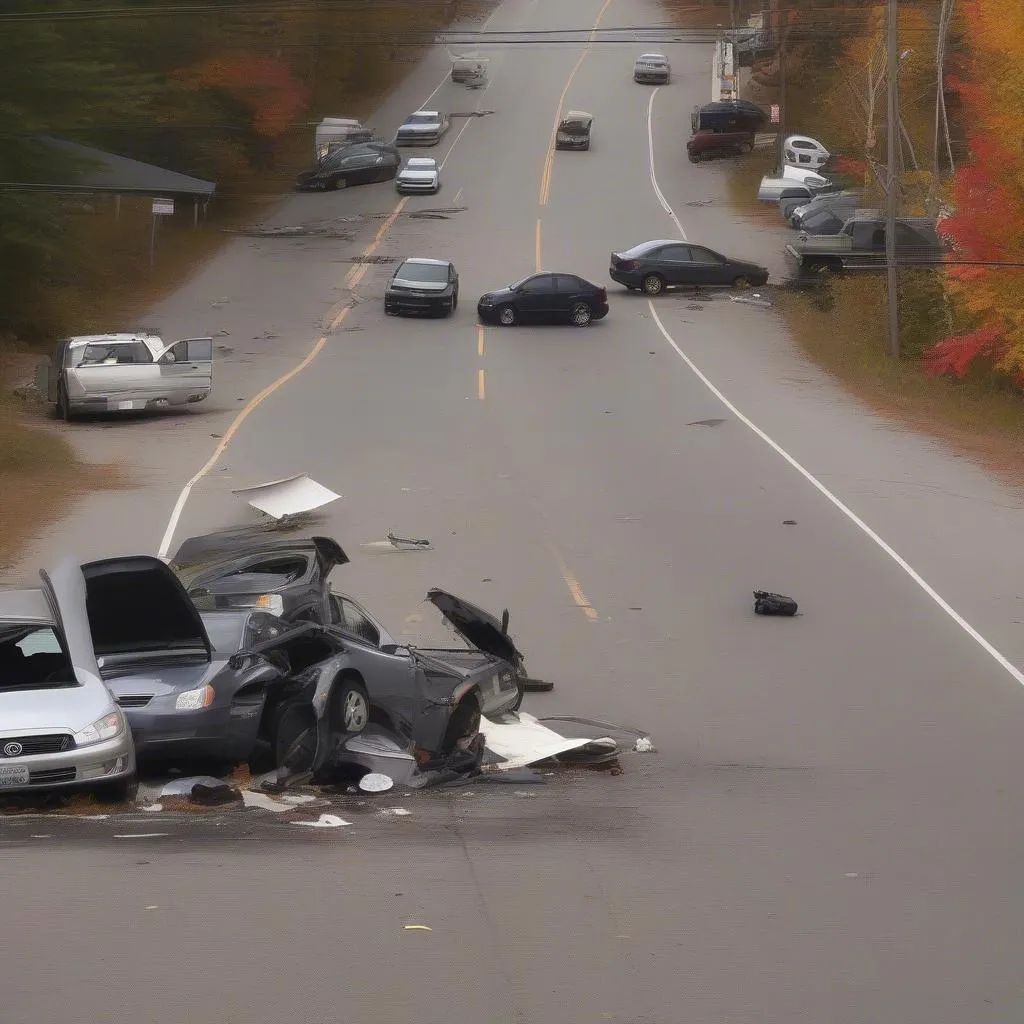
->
[396, 157, 440, 194]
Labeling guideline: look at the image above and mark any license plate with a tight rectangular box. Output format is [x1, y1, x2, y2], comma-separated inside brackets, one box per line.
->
[0, 764, 30, 787]
[116, 400, 139, 410]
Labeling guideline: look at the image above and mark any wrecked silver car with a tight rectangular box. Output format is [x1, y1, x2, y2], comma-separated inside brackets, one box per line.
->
[36, 333, 214, 421]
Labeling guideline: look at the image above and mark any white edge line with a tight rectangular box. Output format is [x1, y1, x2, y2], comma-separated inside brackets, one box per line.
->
[644, 70, 1024, 686]
[646, 301, 1024, 688]
[646, 88, 686, 239]
[156, 29, 495, 559]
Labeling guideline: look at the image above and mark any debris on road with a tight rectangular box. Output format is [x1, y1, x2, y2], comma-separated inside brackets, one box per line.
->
[232, 473, 341, 521]
[634, 736, 655, 753]
[729, 292, 773, 308]
[688, 418, 727, 427]
[386, 531, 432, 549]
[290, 814, 350, 828]
[358, 773, 395, 794]
[753, 590, 799, 616]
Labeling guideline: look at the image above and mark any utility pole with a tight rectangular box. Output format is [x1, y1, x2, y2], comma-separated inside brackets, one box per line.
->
[885, 0, 900, 359]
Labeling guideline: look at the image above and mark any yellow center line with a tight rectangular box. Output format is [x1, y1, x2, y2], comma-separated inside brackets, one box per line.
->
[477, 325, 485, 357]
[535, 218, 542, 272]
[345, 198, 409, 290]
[477, 368, 486, 401]
[538, 0, 614, 206]
[551, 546, 600, 621]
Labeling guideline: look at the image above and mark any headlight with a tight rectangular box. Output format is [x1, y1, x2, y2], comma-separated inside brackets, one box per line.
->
[217, 593, 284, 615]
[175, 685, 215, 711]
[74, 710, 125, 746]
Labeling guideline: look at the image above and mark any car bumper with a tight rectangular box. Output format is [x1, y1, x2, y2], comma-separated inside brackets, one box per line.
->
[555, 137, 590, 149]
[124, 704, 256, 762]
[0, 731, 135, 793]
[609, 268, 643, 288]
[396, 181, 439, 193]
[386, 292, 453, 315]
[634, 73, 669, 83]
[396, 134, 441, 146]
[67, 391, 210, 414]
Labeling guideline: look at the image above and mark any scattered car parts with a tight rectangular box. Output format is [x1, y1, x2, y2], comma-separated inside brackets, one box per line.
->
[753, 591, 798, 616]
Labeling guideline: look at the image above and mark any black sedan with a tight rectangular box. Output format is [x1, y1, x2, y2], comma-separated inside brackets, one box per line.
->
[294, 142, 400, 192]
[384, 258, 459, 317]
[609, 239, 769, 294]
[477, 272, 609, 327]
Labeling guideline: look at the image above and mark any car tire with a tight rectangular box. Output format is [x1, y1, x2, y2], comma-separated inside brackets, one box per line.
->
[570, 302, 593, 327]
[497, 305, 516, 326]
[452, 289, 459, 311]
[57, 381, 73, 421]
[329, 678, 370, 736]
[445, 296, 456, 316]
[732, 276, 752, 289]
[642, 274, 665, 296]
[328, 176, 348, 191]
[688, 153, 699, 163]
[93, 774, 138, 805]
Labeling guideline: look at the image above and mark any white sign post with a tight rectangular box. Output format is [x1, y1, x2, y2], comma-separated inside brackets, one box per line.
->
[149, 197, 175, 266]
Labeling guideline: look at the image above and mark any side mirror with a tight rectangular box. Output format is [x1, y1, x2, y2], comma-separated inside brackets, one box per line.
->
[228, 650, 254, 670]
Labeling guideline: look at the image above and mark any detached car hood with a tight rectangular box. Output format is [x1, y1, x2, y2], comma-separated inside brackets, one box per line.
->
[426, 589, 524, 667]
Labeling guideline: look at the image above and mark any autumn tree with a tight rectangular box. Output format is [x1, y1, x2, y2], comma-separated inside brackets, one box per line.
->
[925, 0, 1024, 381]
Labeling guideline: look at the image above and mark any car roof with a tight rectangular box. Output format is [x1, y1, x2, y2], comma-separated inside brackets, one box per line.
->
[639, 53, 668, 59]
[0, 588, 55, 625]
[402, 257, 451, 267]
[624, 239, 684, 252]
[405, 157, 437, 166]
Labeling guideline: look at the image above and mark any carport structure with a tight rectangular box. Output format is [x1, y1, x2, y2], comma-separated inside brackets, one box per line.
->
[9, 136, 216, 225]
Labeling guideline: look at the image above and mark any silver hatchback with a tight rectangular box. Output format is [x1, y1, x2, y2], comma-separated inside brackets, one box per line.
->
[0, 563, 136, 801]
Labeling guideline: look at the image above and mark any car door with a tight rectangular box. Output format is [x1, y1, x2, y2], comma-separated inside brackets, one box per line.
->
[686, 246, 733, 285]
[555, 275, 594, 318]
[514, 274, 558, 322]
[156, 337, 214, 398]
[654, 244, 698, 285]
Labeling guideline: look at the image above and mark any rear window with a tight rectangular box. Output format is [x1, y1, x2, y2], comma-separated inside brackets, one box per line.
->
[619, 241, 667, 259]
[0, 624, 77, 691]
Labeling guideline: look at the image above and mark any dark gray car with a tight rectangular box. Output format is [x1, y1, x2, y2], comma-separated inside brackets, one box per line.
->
[294, 142, 400, 191]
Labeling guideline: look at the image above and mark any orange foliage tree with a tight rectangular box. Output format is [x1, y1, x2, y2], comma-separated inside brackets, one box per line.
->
[926, 0, 1024, 380]
[173, 54, 309, 138]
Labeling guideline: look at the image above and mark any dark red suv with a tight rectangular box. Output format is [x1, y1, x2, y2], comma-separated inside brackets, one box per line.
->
[686, 129, 755, 163]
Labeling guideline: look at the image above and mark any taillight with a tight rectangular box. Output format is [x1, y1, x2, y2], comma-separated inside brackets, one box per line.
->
[598, 287, 607, 301]
[617, 259, 638, 271]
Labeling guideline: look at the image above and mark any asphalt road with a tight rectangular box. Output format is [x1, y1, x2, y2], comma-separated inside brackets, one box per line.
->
[6, 0, 1024, 1021]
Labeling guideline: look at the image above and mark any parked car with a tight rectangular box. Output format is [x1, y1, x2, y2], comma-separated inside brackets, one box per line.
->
[396, 157, 440, 194]
[395, 110, 450, 146]
[314, 117, 374, 161]
[477, 272, 609, 327]
[788, 190, 864, 230]
[0, 563, 136, 800]
[757, 171, 832, 203]
[556, 110, 593, 150]
[35, 332, 214, 422]
[634, 53, 671, 83]
[295, 142, 400, 191]
[785, 210, 945, 275]
[451, 56, 489, 85]
[609, 239, 769, 294]
[687, 128, 755, 162]
[691, 99, 766, 134]
[383, 258, 459, 317]
[783, 134, 831, 169]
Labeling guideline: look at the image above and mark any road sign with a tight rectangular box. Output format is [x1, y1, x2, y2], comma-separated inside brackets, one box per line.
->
[770, 103, 780, 124]
[152, 197, 175, 216]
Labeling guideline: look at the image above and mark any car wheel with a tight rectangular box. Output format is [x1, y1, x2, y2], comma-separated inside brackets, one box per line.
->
[452, 289, 459, 311]
[744, 141, 755, 153]
[570, 302, 593, 327]
[732, 276, 752, 289]
[642, 274, 665, 296]
[497, 304, 516, 326]
[57, 381, 73, 421]
[328, 176, 348, 191]
[445, 296, 456, 316]
[93, 774, 138, 805]
[688, 153, 699, 163]
[329, 678, 370, 735]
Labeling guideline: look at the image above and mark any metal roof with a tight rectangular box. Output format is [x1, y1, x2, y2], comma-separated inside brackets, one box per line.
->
[14, 137, 217, 199]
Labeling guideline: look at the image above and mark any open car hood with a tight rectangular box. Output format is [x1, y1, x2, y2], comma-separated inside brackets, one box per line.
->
[426, 588, 524, 667]
[171, 532, 348, 605]
[79, 555, 213, 662]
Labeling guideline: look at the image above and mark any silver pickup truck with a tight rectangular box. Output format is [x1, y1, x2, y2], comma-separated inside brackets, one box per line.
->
[37, 332, 214, 421]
